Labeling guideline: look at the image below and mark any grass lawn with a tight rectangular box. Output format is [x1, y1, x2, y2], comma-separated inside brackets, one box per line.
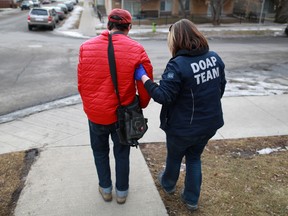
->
[140, 136, 288, 216]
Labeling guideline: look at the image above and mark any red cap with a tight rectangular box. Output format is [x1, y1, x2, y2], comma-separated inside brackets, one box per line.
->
[108, 8, 132, 24]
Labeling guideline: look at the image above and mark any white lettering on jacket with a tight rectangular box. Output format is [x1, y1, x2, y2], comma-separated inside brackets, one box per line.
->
[190, 56, 220, 85]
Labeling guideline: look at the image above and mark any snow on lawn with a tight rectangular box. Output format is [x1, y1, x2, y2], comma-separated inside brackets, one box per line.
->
[55, 6, 89, 38]
[257, 146, 288, 155]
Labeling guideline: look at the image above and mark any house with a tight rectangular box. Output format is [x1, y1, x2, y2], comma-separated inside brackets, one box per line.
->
[95, 0, 275, 24]
[233, 0, 274, 21]
[96, 0, 234, 21]
[0, 0, 16, 8]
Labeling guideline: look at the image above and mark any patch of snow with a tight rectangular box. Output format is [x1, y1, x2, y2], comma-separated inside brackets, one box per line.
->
[58, 6, 83, 31]
[256, 147, 284, 155]
[0, 95, 81, 123]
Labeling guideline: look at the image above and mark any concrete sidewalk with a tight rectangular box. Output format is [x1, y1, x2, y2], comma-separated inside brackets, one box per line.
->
[2, 95, 288, 155]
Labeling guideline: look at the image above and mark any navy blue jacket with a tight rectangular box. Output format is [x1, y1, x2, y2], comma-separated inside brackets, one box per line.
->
[144, 49, 226, 136]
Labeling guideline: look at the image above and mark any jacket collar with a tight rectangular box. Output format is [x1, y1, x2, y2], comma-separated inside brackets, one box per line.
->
[175, 47, 209, 58]
[110, 30, 125, 35]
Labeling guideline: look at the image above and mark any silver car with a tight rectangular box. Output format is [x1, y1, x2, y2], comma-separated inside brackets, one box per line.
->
[57, 3, 68, 14]
[27, 8, 57, 31]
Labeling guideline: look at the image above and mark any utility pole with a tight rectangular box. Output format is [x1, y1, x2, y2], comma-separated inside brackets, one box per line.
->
[259, 0, 265, 25]
[121, 0, 124, 9]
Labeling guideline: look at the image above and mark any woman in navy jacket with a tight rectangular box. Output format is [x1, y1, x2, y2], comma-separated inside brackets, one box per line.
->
[135, 19, 226, 211]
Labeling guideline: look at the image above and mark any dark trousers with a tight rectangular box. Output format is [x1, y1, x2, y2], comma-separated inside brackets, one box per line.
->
[88, 120, 130, 192]
[162, 132, 215, 205]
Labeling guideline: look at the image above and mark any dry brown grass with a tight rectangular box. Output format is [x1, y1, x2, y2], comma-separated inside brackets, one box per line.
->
[0, 149, 38, 216]
[140, 136, 288, 216]
[0, 151, 25, 216]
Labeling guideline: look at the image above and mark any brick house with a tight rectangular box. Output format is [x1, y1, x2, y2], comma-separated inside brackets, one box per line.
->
[96, 0, 234, 19]
[233, 0, 274, 19]
[95, 0, 275, 24]
[0, 0, 16, 8]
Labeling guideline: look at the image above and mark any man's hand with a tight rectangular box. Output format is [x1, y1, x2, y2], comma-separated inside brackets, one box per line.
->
[134, 64, 147, 80]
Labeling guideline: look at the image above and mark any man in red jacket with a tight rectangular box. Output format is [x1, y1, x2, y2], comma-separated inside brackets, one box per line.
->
[77, 8, 153, 204]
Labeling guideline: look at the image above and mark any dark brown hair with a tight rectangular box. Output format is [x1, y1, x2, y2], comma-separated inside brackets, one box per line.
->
[168, 19, 209, 57]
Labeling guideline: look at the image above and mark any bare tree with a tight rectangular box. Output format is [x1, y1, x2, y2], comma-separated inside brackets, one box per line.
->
[210, 0, 222, 25]
[275, 0, 288, 23]
[210, 0, 229, 25]
[178, 0, 188, 18]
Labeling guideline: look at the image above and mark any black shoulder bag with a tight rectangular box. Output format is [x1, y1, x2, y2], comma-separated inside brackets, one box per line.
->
[108, 33, 148, 147]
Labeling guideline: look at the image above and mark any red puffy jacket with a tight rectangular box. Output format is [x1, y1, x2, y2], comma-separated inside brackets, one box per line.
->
[78, 30, 153, 125]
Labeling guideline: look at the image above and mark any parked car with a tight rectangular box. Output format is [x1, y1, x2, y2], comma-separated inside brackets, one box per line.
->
[27, 8, 57, 31]
[57, 3, 68, 14]
[64, 1, 74, 11]
[21, 1, 33, 10]
[31, 0, 40, 7]
[42, 6, 60, 23]
[53, 6, 66, 20]
[42, 0, 51, 4]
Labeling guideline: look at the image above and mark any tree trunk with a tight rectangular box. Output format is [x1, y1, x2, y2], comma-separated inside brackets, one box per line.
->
[178, 0, 187, 18]
[210, 0, 223, 26]
[275, 0, 288, 23]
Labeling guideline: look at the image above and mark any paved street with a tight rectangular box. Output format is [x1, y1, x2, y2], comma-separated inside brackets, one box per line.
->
[1, 5, 288, 119]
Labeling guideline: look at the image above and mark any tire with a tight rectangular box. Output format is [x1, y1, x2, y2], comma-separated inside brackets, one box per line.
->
[28, 25, 32, 31]
[49, 24, 55, 31]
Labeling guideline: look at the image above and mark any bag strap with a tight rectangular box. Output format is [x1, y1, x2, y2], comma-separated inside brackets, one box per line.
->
[108, 33, 121, 106]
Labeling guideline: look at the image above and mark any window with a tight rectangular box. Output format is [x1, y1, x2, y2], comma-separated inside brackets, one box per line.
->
[160, 0, 172, 12]
[124, 0, 141, 16]
[31, 9, 48, 15]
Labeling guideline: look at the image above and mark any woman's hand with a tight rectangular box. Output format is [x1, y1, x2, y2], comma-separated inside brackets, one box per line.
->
[134, 64, 148, 80]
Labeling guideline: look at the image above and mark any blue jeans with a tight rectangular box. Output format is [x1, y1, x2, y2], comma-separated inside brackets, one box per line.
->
[161, 132, 216, 205]
[88, 120, 130, 195]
